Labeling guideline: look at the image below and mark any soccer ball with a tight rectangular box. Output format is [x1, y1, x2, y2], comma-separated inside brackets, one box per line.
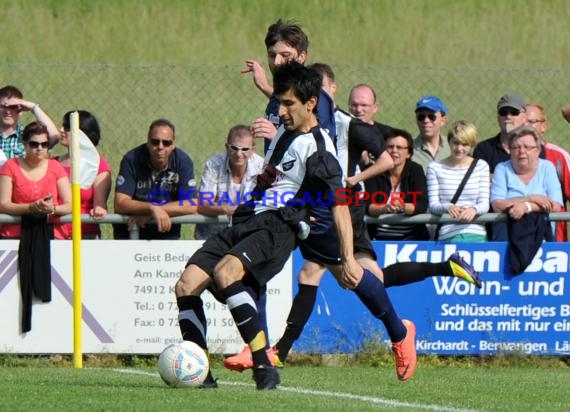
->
[158, 341, 209, 388]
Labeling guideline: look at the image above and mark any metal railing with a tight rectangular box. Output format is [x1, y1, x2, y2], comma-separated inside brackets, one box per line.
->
[1, 212, 569, 239]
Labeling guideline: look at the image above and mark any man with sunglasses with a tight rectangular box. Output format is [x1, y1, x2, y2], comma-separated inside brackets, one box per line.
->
[411, 95, 450, 173]
[473, 94, 547, 240]
[113, 118, 197, 240]
[193, 124, 268, 348]
[194, 124, 264, 240]
[473, 93, 530, 174]
[0, 85, 60, 159]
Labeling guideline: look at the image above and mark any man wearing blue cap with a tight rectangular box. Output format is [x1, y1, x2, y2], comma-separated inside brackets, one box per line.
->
[411, 95, 450, 172]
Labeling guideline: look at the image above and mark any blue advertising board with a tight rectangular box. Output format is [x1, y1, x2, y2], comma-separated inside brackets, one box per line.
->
[292, 241, 570, 355]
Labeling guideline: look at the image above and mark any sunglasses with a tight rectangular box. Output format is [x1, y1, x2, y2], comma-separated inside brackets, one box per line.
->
[498, 107, 521, 117]
[386, 144, 409, 151]
[150, 138, 174, 147]
[228, 144, 252, 152]
[416, 113, 437, 122]
[1, 104, 21, 111]
[27, 140, 49, 149]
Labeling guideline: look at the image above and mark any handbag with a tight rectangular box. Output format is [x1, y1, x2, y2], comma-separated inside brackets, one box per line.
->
[434, 158, 479, 240]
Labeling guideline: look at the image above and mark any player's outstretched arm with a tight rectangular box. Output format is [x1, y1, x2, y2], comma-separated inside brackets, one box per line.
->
[241, 59, 273, 98]
[346, 150, 394, 188]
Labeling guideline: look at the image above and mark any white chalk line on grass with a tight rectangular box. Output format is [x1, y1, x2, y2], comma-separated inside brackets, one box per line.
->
[109, 368, 478, 412]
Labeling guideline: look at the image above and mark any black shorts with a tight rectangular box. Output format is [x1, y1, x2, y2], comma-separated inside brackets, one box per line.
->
[187, 211, 296, 288]
[299, 205, 376, 266]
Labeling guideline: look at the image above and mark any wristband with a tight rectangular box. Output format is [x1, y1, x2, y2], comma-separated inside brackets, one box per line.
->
[31, 103, 39, 111]
[524, 202, 532, 214]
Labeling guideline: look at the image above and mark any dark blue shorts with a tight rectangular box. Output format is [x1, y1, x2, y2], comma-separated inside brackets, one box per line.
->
[299, 205, 376, 266]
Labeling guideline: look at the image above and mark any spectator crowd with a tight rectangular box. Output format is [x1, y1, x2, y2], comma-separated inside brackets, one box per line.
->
[1, 82, 567, 243]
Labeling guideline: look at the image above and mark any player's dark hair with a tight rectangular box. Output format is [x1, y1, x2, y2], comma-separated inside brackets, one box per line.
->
[385, 127, 414, 156]
[309, 63, 335, 83]
[148, 118, 176, 139]
[22, 121, 48, 142]
[273, 62, 321, 109]
[265, 19, 309, 53]
[0, 85, 23, 100]
[62, 110, 101, 146]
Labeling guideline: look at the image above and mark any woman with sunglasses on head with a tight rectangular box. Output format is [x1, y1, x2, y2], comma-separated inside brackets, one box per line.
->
[427, 120, 490, 242]
[55, 110, 111, 239]
[195, 124, 264, 240]
[0, 121, 71, 239]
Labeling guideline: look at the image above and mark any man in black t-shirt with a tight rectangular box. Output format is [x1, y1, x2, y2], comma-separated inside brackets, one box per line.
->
[473, 93, 528, 173]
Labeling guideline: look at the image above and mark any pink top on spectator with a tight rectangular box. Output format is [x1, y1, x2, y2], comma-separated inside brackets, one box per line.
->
[0, 158, 68, 239]
[57, 156, 111, 238]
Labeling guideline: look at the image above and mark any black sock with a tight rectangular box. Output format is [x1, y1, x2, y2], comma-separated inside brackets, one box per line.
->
[242, 277, 270, 343]
[353, 269, 406, 342]
[275, 284, 318, 362]
[177, 295, 208, 350]
[382, 261, 452, 287]
[254, 289, 269, 344]
[221, 281, 270, 367]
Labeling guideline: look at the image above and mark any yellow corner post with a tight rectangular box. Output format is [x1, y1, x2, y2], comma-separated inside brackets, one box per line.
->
[70, 111, 83, 368]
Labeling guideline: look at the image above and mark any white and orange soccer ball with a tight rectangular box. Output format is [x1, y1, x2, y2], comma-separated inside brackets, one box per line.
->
[158, 341, 209, 388]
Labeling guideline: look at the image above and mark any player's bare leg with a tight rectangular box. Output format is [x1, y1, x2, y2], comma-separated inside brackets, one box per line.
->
[175, 264, 218, 388]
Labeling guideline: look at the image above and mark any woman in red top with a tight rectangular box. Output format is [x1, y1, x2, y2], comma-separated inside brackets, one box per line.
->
[0, 122, 72, 238]
[56, 110, 111, 239]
